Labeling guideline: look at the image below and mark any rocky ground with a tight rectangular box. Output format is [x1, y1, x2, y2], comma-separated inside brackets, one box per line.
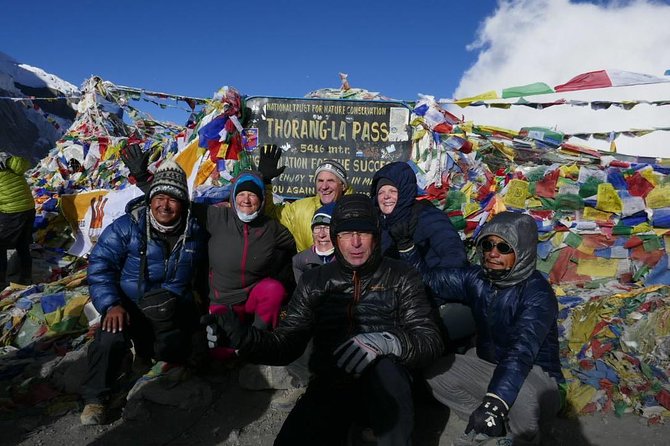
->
[2, 356, 670, 446]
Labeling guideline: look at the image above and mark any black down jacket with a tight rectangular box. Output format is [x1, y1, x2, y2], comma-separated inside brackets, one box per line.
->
[238, 255, 444, 380]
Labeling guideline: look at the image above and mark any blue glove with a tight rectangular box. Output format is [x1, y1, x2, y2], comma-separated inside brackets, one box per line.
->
[466, 394, 509, 438]
[333, 332, 402, 374]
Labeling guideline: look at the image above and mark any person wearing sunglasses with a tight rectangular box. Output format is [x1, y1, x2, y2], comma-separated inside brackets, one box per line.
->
[396, 211, 564, 445]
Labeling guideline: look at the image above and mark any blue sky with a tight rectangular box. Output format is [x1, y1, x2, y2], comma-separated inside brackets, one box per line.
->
[3, 0, 669, 157]
[1, 0, 497, 122]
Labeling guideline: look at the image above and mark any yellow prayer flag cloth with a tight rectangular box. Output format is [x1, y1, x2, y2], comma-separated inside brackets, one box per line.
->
[576, 258, 619, 277]
[646, 185, 670, 208]
[503, 179, 529, 209]
[582, 207, 612, 222]
[453, 90, 499, 108]
[596, 183, 622, 214]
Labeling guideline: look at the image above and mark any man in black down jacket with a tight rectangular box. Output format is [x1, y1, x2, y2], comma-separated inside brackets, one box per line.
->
[205, 194, 443, 445]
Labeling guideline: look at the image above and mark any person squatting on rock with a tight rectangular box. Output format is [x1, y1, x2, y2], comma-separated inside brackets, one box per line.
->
[259, 143, 349, 252]
[397, 211, 564, 445]
[121, 145, 296, 362]
[203, 194, 444, 445]
[81, 160, 207, 425]
[371, 161, 473, 350]
[0, 151, 36, 288]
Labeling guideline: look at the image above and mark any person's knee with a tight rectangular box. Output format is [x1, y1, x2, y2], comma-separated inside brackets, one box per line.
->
[92, 328, 126, 351]
[253, 278, 287, 304]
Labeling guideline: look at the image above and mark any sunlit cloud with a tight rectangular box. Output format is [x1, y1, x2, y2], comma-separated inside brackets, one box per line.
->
[448, 0, 670, 158]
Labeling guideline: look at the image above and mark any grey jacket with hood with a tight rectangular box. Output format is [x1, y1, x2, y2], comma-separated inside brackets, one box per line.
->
[399, 212, 564, 408]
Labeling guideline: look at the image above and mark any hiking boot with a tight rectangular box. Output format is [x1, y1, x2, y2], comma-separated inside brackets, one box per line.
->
[270, 386, 307, 411]
[80, 403, 106, 425]
[453, 431, 513, 446]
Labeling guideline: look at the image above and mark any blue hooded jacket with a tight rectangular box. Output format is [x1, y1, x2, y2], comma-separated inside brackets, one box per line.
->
[370, 162, 467, 270]
[399, 212, 564, 408]
[87, 196, 206, 315]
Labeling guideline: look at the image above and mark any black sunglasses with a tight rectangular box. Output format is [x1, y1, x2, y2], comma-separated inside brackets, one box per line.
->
[480, 239, 514, 254]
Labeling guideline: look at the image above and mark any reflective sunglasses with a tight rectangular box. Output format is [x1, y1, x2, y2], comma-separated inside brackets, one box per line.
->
[480, 239, 514, 254]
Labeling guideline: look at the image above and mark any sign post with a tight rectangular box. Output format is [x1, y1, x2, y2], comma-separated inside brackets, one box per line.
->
[244, 97, 412, 197]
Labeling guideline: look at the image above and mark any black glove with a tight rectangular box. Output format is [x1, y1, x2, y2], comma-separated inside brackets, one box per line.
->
[389, 210, 418, 252]
[120, 143, 151, 182]
[200, 309, 249, 350]
[466, 394, 509, 438]
[258, 144, 285, 184]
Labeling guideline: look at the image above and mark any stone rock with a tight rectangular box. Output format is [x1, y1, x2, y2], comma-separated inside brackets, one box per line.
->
[49, 347, 89, 394]
[237, 364, 294, 390]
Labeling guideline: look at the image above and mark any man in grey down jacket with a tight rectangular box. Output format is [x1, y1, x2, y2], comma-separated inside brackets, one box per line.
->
[204, 194, 443, 445]
[398, 211, 564, 445]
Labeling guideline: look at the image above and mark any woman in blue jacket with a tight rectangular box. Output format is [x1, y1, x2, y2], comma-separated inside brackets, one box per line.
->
[371, 161, 472, 345]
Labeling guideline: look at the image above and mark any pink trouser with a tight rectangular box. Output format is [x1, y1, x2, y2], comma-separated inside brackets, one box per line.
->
[208, 277, 287, 361]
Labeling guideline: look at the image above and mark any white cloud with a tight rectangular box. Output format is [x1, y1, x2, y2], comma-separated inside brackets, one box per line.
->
[448, 0, 670, 158]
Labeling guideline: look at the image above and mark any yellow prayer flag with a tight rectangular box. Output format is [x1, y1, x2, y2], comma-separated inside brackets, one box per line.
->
[552, 232, 566, 248]
[645, 185, 670, 208]
[576, 258, 619, 277]
[195, 158, 216, 186]
[640, 167, 659, 186]
[596, 183, 623, 214]
[463, 202, 480, 217]
[632, 222, 653, 234]
[453, 90, 499, 108]
[503, 179, 529, 209]
[559, 164, 580, 178]
[174, 139, 206, 179]
[582, 207, 612, 222]
[576, 244, 594, 255]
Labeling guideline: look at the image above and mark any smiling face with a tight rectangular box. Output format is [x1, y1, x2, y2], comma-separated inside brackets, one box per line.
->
[336, 231, 375, 267]
[376, 184, 399, 215]
[150, 194, 183, 226]
[312, 224, 333, 252]
[481, 235, 516, 271]
[316, 171, 345, 205]
[235, 191, 261, 215]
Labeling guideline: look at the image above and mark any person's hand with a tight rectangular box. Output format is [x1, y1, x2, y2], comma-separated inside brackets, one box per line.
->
[200, 308, 249, 349]
[466, 394, 509, 438]
[102, 305, 129, 333]
[120, 143, 151, 180]
[333, 332, 402, 374]
[258, 144, 285, 183]
[389, 210, 418, 252]
[0, 152, 9, 170]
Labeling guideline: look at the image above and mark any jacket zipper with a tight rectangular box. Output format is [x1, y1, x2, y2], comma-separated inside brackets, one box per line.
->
[347, 270, 360, 334]
[240, 224, 249, 287]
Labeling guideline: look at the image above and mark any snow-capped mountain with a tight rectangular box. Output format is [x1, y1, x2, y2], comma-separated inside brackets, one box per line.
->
[0, 52, 78, 161]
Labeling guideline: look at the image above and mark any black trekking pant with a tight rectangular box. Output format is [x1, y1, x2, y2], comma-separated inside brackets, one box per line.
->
[275, 357, 414, 446]
[0, 208, 35, 282]
[81, 298, 197, 403]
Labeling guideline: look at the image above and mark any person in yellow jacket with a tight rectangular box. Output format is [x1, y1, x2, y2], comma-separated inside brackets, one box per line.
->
[0, 152, 36, 288]
[258, 145, 349, 252]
